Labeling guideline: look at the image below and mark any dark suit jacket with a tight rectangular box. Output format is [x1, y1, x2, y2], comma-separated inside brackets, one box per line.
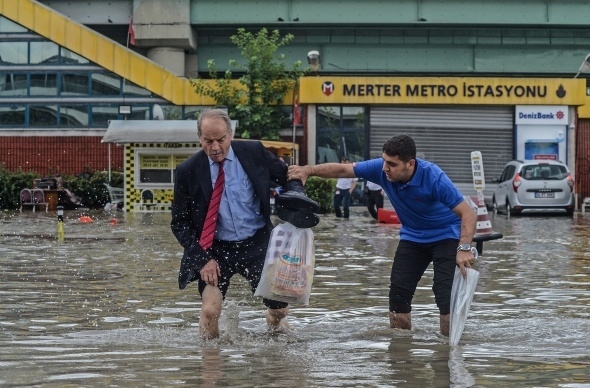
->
[171, 140, 289, 289]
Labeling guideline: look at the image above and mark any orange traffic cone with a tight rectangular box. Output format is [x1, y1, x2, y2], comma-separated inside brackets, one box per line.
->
[470, 195, 493, 236]
[468, 194, 503, 254]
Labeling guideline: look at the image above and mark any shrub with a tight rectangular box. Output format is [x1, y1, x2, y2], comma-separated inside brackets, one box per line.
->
[304, 176, 335, 214]
[0, 167, 124, 211]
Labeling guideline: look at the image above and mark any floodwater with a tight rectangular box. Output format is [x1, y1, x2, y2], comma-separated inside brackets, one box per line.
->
[1, 208, 589, 387]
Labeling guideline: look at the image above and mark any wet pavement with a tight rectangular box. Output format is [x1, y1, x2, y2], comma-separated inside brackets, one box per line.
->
[1, 208, 589, 387]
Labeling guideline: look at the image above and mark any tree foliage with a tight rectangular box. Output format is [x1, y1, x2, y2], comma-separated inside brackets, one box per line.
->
[191, 28, 307, 139]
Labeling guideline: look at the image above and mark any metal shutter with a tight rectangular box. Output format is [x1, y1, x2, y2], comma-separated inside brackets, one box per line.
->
[370, 105, 514, 192]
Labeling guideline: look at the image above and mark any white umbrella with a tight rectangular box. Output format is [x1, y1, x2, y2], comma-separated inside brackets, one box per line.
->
[449, 247, 479, 346]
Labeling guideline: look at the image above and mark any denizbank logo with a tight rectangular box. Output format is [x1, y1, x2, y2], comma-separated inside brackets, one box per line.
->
[515, 105, 568, 125]
[301, 77, 586, 105]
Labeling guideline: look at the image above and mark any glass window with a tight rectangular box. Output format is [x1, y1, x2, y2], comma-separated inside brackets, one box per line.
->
[316, 106, 366, 164]
[0, 73, 28, 97]
[122, 78, 152, 97]
[30, 42, 59, 65]
[0, 105, 26, 126]
[0, 16, 28, 33]
[62, 73, 89, 96]
[91, 73, 122, 96]
[29, 73, 58, 96]
[91, 105, 119, 127]
[135, 150, 197, 188]
[60, 48, 89, 65]
[30, 105, 58, 126]
[60, 105, 89, 126]
[0, 42, 28, 65]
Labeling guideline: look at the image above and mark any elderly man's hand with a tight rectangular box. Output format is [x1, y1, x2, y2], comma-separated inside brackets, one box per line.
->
[200, 259, 221, 286]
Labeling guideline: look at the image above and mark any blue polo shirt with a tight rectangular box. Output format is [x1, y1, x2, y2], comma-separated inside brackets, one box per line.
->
[353, 158, 464, 243]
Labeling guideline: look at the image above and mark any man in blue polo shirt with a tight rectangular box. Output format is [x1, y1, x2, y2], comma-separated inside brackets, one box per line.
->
[287, 134, 477, 336]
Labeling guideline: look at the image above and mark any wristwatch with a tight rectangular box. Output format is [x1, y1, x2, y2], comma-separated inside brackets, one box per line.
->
[456, 243, 472, 252]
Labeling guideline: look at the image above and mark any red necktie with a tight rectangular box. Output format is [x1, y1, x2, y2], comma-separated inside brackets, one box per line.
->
[199, 160, 225, 250]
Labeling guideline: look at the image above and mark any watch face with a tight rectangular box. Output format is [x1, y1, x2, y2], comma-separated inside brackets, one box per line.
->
[458, 244, 471, 251]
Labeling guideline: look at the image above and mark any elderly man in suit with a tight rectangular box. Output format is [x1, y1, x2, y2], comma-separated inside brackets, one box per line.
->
[171, 109, 317, 339]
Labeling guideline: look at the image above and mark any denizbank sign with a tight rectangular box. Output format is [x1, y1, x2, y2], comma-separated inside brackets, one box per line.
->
[299, 77, 586, 105]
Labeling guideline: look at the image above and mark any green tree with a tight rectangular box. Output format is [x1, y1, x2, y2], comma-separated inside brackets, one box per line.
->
[191, 28, 307, 140]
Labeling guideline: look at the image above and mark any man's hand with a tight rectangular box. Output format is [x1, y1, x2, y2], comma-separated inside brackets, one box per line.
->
[457, 250, 476, 278]
[287, 165, 311, 184]
[200, 259, 221, 286]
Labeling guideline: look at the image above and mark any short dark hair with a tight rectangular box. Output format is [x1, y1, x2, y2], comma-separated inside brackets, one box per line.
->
[341, 156, 350, 163]
[197, 109, 232, 137]
[382, 134, 416, 162]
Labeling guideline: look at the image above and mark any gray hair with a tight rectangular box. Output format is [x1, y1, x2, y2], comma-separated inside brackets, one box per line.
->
[197, 109, 232, 137]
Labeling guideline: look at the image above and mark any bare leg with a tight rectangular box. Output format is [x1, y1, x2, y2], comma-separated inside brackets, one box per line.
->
[266, 307, 290, 332]
[389, 311, 412, 330]
[199, 285, 223, 339]
[440, 314, 450, 336]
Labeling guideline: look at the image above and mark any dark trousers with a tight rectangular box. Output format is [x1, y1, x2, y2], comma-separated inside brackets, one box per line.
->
[333, 189, 351, 218]
[388, 239, 458, 315]
[366, 189, 384, 219]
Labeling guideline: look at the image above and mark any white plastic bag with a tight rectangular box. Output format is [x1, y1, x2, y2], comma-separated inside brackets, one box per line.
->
[254, 223, 315, 305]
[449, 248, 479, 346]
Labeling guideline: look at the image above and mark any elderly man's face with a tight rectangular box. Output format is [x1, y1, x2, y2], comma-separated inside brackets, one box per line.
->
[199, 117, 232, 163]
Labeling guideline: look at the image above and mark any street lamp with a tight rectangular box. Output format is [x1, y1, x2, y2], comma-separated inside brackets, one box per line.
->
[307, 50, 321, 72]
[574, 53, 590, 78]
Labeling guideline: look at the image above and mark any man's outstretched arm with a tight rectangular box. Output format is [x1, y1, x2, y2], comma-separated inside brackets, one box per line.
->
[288, 163, 356, 184]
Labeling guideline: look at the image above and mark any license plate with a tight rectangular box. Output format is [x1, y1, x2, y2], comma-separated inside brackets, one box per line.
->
[535, 192, 554, 198]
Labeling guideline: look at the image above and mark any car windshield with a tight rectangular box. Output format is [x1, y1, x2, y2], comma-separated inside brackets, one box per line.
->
[521, 164, 568, 180]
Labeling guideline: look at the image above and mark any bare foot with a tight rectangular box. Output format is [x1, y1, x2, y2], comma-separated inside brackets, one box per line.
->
[440, 314, 450, 336]
[266, 308, 290, 333]
[389, 311, 412, 330]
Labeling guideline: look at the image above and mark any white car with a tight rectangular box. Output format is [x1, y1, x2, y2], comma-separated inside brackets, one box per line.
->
[492, 160, 575, 216]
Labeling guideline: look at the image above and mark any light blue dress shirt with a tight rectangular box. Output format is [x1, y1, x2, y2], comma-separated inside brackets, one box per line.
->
[206, 147, 265, 242]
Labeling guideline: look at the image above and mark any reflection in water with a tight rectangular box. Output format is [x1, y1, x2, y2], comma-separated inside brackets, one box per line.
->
[1, 210, 590, 386]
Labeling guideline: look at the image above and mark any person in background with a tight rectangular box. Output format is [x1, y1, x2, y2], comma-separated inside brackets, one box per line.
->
[333, 156, 358, 219]
[365, 180, 384, 220]
[171, 109, 318, 339]
[287, 134, 477, 336]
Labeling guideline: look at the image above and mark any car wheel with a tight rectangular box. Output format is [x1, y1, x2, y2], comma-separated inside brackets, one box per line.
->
[506, 199, 514, 215]
[492, 196, 499, 214]
[506, 200, 517, 216]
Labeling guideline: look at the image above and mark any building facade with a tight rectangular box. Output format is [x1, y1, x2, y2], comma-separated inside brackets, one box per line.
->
[2, 0, 590, 208]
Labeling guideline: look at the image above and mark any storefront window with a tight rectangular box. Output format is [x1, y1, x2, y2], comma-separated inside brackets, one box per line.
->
[62, 73, 90, 96]
[136, 151, 195, 188]
[0, 42, 28, 65]
[60, 105, 89, 126]
[30, 105, 58, 126]
[316, 106, 366, 163]
[91, 105, 119, 127]
[61, 48, 89, 65]
[0, 73, 27, 97]
[0, 16, 27, 33]
[30, 73, 58, 96]
[0, 105, 25, 126]
[30, 42, 59, 65]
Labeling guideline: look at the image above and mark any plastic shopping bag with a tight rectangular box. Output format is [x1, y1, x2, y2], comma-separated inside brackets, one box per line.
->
[254, 223, 315, 305]
[449, 248, 480, 346]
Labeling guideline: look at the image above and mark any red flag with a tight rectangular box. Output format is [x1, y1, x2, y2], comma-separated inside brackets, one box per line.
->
[128, 18, 136, 46]
[293, 95, 301, 126]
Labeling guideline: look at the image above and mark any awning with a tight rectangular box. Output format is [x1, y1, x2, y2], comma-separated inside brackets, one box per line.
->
[102, 120, 298, 162]
[102, 120, 239, 144]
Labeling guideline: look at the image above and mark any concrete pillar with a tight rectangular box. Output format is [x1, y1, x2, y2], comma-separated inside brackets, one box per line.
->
[133, 0, 196, 77]
[147, 47, 185, 76]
